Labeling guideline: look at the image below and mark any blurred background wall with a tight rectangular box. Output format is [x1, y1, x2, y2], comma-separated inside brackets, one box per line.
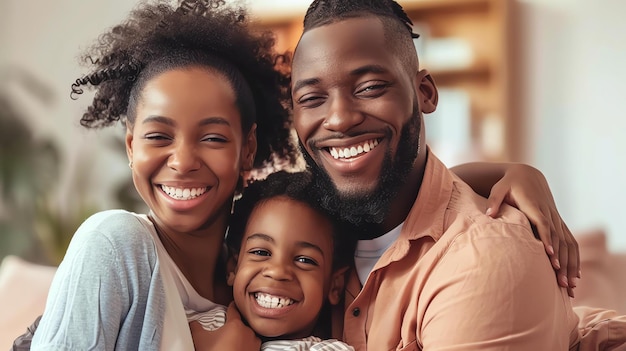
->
[0, 0, 625, 265]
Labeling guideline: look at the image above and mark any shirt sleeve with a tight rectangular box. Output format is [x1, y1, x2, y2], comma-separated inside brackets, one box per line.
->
[575, 306, 626, 350]
[31, 211, 157, 351]
[419, 221, 579, 350]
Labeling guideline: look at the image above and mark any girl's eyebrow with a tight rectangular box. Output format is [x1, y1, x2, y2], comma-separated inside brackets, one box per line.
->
[245, 233, 325, 257]
[246, 233, 274, 243]
[295, 241, 324, 257]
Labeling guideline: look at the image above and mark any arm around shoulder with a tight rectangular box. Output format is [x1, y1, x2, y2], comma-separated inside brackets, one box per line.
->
[419, 223, 578, 350]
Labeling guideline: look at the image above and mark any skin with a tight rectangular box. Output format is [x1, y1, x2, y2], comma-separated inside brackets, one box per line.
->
[291, 17, 437, 234]
[229, 197, 345, 340]
[125, 66, 257, 302]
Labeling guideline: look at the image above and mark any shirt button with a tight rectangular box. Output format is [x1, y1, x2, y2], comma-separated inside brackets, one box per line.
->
[352, 308, 360, 317]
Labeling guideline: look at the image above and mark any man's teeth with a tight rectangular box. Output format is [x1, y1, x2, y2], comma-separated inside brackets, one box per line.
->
[255, 292, 294, 309]
[329, 139, 379, 159]
[161, 185, 207, 200]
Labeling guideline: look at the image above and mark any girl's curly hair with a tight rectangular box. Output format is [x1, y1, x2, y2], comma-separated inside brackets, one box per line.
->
[71, 0, 298, 169]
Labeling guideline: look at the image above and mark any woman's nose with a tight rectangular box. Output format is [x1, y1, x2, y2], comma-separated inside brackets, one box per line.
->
[167, 141, 201, 173]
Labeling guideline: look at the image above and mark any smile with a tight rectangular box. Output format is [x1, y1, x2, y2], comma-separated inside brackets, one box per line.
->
[328, 138, 380, 160]
[254, 292, 295, 309]
[160, 185, 208, 200]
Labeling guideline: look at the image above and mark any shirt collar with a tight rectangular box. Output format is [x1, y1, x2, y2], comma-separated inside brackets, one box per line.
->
[385, 148, 455, 260]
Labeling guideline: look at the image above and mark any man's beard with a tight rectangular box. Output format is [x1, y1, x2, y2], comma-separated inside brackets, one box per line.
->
[302, 105, 421, 239]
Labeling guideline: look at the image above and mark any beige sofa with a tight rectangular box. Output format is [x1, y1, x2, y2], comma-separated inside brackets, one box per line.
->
[0, 255, 55, 349]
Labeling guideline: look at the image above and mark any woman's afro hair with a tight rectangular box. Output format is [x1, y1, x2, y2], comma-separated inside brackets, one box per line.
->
[71, 0, 298, 169]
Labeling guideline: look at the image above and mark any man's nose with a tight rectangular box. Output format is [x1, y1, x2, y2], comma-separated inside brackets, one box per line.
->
[322, 96, 364, 133]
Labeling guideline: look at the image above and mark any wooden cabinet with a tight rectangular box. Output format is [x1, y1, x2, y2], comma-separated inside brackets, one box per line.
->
[251, 0, 519, 162]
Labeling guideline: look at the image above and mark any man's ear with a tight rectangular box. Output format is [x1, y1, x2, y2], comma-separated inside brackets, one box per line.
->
[327, 266, 349, 305]
[242, 123, 257, 171]
[125, 121, 134, 165]
[415, 69, 438, 114]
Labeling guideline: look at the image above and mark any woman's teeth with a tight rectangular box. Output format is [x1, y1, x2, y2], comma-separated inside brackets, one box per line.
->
[161, 185, 207, 200]
[255, 292, 294, 309]
[329, 139, 379, 159]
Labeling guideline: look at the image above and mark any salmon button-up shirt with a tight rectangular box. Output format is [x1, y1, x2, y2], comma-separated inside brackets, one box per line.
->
[336, 150, 581, 351]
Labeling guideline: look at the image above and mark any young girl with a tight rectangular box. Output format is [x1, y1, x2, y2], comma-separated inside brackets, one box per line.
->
[192, 170, 356, 350]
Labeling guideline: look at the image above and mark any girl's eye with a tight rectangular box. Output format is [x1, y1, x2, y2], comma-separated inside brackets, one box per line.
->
[249, 249, 270, 257]
[295, 256, 318, 266]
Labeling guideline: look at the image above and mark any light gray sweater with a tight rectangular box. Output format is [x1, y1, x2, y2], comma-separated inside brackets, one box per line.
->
[31, 210, 165, 351]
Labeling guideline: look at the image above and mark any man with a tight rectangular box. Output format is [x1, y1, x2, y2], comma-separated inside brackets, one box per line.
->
[290, 0, 625, 349]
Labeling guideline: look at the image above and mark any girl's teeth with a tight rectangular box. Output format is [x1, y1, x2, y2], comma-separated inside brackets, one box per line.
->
[254, 292, 294, 309]
[330, 139, 379, 160]
[161, 185, 207, 200]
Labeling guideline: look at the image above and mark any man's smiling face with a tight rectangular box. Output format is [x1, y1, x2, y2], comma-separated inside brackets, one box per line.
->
[291, 16, 425, 227]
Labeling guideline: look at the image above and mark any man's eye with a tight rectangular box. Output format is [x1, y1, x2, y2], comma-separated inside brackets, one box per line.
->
[356, 83, 388, 97]
[297, 95, 325, 108]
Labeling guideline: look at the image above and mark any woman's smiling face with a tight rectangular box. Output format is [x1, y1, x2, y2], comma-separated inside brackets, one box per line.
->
[126, 66, 255, 234]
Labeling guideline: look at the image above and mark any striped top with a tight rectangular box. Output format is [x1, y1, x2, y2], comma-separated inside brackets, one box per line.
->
[191, 308, 353, 350]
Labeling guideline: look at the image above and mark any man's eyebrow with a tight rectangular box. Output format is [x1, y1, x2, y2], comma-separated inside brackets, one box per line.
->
[350, 64, 387, 76]
[292, 77, 320, 94]
[292, 64, 389, 94]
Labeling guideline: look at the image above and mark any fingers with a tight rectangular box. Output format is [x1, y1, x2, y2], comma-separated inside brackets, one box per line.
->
[557, 237, 569, 283]
[522, 202, 557, 260]
[563, 221, 580, 289]
[485, 184, 506, 217]
[537, 210, 557, 259]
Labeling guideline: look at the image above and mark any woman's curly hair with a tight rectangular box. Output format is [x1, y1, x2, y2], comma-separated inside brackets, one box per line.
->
[71, 0, 298, 169]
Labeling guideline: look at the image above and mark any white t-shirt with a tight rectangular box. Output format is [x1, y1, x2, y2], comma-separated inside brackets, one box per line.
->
[142, 214, 225, 349]
[354, 221, 404, 285]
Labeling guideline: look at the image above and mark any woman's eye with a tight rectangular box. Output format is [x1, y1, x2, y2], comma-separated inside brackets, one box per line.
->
[202, 135, 228, 143]
[144, 133, 170, 141]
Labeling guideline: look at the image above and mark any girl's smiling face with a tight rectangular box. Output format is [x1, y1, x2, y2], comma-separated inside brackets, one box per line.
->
[230, 196, 343, 340]
[126, 66, 256, 235]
